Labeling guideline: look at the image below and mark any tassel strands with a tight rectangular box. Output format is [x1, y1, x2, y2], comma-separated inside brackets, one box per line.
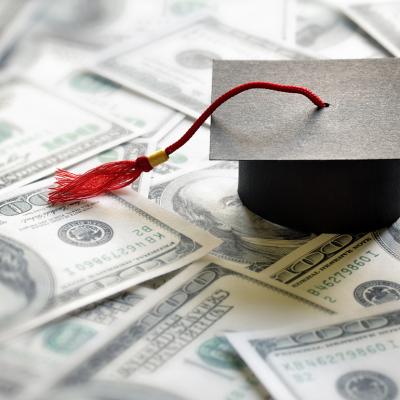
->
[48, 158, 151, 203]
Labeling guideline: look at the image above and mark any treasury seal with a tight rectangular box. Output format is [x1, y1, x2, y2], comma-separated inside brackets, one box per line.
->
[354, 280, 400, 307]
[58, 220, 113, 247]
[197, 336, 245, 370]
[336, 370, 397, 400]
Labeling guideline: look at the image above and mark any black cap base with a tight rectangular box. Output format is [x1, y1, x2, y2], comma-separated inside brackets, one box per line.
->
[238, 160, 400, 233]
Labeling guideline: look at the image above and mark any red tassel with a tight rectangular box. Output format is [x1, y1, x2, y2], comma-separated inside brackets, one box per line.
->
[48, 157, 152, 204]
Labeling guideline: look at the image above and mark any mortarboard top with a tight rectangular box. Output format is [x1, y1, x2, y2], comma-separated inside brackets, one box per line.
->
[210, 59, 400, 233]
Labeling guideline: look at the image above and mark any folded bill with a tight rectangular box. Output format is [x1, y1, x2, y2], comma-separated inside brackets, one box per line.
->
[0, 77, 146, 196]
[160, 0, 296, 42]
[36, 0, 293, 48]
[57, 71, 182, 138]
[228, 302, 400, 400]
[93, 17, 315, 119]
[40, 256, 330, 400]
[22, 36, 98, 85]
[296, 0, 388, 58]
[36, 0, 166, 49]
[0, 179, 220, 342]
[39, 380, 187, 400]
[342, 0, 400, 56]
[223, 227, 400, 314]
[0, 0, 47, 65]
[0, 286, 151, 400]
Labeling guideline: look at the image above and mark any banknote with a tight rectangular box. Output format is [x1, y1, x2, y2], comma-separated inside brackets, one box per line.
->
[296, 0, 388, 58]
[20, 40, 183, 139]
[37, 0, 293, 48]
[228, 302, 400, 400]
[0, 77, 147, 195]
[94, 17, 315, 118]
[0, 0, 47, 65]
[0, 179, 220, 342]
[45, 256, 330, 400]
[163, 0, 296, 42]
[223, 224, 400, 314]
[40, 380, 187, 400]
[0, 286, 150, 400]
[37, 0, 174, 49]
[149, 164, 314, 269]
[57, 71, 183, 138]
[342, 0, 400, 56]
[19, 36, 99, 85]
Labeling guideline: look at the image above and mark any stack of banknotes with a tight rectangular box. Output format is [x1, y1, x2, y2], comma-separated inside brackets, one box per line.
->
[0, 0, 398, 399]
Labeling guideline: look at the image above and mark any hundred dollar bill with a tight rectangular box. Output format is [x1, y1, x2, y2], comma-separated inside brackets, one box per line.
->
[0, 286, 150, 400]
[37, 0, 187, 50]
[40, 380, 188, 400]
[38, 0, 293, 49]
[163, 0, 296, 42]
[296, 0, 388, 58]
[228, 302, 400, 400]
[342, 0, 400, 56]
[57, 71, 183, 138]
[149, 164, 314, 269]
[0, 77, 146, 195]
[0, 0, 47, 65]
[19, 41, 183, 138]
[44, 256, 329, 400]
[13, 35, 99, 86]
[38, 0, 159, 48]
[0, 179, 220, 342]
[223, 224, 400, 313]
[8, 35, 97, 87]
[93, 17, 316, 119]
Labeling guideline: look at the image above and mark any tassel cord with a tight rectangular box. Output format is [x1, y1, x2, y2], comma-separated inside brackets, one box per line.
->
[165, 81, 328, 156]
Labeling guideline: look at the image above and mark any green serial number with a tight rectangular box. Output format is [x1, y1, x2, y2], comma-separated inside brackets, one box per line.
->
[286, 340, 399, 384]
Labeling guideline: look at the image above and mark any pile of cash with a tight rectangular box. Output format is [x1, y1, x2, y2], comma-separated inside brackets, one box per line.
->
[0, 0, 398, 399]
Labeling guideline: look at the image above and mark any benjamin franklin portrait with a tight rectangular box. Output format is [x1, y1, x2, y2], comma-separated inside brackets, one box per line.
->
[374, 219, 400, 261]
[153, 168, 313, 268]
[0, 236, 52, 326]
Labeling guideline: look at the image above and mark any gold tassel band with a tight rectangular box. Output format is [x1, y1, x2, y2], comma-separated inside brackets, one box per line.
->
[148, 149, 169, 168]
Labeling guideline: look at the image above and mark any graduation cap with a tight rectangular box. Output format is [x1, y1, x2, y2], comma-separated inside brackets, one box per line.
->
[210, 59, 400, 233]
[49, 58, 400, 233]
